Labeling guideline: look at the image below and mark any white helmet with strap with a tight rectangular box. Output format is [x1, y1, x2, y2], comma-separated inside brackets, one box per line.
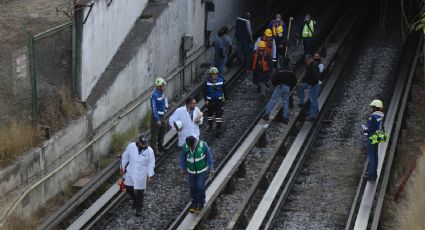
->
[154, 77, 166, 86]
[370, 99, 383, 109]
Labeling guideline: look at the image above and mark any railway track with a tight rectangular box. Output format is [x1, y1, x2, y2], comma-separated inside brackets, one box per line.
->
[38, 0, 420, 230]
[39, 0, 294, 229]
[244, 2, 421, 230]
[167, 0, 360, 229]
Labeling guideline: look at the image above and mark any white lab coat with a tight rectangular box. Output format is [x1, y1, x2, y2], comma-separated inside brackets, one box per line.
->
[121, 143, 155, 190]
[169, 106, 204, 146]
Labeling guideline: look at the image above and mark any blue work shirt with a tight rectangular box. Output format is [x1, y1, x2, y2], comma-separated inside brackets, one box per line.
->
[365, 111, 384, 136]
[150, 89, 168, 122]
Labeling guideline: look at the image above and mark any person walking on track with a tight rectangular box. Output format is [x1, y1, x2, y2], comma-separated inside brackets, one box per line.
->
[362, 100, 387, 181]
[169, 97, 204, 147]
[150, 77, 168, 155]
[120, 135, 155, 217]
[203, 67, 226, 134]
[179, 136, 214, 213]
[263, 70, 297, 124]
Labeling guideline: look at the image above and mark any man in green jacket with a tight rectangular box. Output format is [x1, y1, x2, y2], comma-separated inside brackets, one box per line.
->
[179, 136, 214, 213]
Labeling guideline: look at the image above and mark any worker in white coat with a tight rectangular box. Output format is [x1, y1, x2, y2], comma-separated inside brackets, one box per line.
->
[120, 135, 155, 217]
[169, 97, 204, 147]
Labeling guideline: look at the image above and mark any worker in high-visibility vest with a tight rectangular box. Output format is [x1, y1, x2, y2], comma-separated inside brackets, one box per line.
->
[179, 136, 214, 213]
[252, 41, 273, 100]
[298, 14, 318, 55]
[361, 100, 387, 181]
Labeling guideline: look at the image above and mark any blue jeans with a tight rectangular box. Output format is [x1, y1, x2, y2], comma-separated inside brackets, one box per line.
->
[214, 57, 226, 75]
[266, 84, 290, 119]
[308, 84, 320, 119]
[187, 172, 207, 207]
[297, 82, 308, 105]
[366, 141, 378, 177]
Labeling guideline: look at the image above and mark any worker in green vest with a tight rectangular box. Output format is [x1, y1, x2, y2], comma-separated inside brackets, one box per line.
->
[298, 14, 318, 56]
[179, 136, 214, 213]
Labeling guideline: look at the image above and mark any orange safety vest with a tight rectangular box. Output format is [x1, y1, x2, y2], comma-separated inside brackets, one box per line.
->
[262, 36, 273, 55]
[252, 50, 270, 72]
[271, 20, 285, 35]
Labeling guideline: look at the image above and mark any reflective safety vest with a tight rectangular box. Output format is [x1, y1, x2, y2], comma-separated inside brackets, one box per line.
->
[302, 20, 315, 38]
[271, 20, 284, 36]
[252, 50, 270, 72]
[367, 111, 388, 145]
[206, 77, 224, 101]
[369, 130, 388, 145]
[262, 36, 274, 55]
[183, 141, 208, 174]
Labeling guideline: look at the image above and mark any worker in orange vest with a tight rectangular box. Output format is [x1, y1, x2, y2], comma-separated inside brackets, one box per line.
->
[252, 41, 273, 100]
[254, 29, 277, 63]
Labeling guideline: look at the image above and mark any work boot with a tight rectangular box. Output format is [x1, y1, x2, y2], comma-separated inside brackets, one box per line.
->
[283, 118, 289, 125]
[262, 114, 270, 121]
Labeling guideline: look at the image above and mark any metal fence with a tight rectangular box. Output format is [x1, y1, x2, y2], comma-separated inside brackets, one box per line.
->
[20, 20, 77, 121]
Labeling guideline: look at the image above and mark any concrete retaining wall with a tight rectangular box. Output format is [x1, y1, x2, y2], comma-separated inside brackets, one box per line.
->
[80, 0, 148, 101]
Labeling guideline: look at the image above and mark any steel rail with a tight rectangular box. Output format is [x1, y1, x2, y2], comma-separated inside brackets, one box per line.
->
[174, 1, 359, 228]
[62, 65, 241, 230]
[370, 35, 422, 230]
[227, 1, 363, 228]
[245, 2, 372, 227]
[62, 3, 282, 226]
[346, 33, 422, 230]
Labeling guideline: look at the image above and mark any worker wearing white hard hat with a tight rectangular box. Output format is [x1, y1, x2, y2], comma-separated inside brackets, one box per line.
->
[169, 97, 203, 146]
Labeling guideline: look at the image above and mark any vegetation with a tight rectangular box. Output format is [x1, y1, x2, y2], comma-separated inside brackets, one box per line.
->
[110, 127, 139, 155]
[0, 120, 43, 166]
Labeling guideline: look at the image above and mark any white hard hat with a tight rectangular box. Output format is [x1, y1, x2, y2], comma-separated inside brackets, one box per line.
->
[370, 99, 383, 109]
[174, 120, 183, 130]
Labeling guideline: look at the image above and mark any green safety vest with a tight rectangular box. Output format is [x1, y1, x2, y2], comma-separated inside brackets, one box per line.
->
[302, 21, 315, 38]
[183, 141, 208, 174]
[369, 130, 388, 145]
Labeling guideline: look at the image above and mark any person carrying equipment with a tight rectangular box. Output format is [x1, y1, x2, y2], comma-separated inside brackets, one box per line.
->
[252, 41, 273, 100]
[150, 77, 168, 154]
[179, 136, 214, 214]
[169, 97, 203, 147]
[203, 67, 226, 134]
[361, 99, 387, 181]
[120, 135, 155, 217]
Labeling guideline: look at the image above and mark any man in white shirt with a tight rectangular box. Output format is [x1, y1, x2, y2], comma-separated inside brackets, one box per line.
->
[169, 97, 203, 147]
[120, 135, 155, 217]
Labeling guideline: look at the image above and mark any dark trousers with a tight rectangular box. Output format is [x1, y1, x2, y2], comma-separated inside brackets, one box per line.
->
[207, 100, 224, 129]
[126, 185, 145, 215]
[237, 40, 252, 68]
[150, 116, 166, 153]
[366, 141, 378, 177]
[188, 172, 207, 208]
[302, 38, 317, 55]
